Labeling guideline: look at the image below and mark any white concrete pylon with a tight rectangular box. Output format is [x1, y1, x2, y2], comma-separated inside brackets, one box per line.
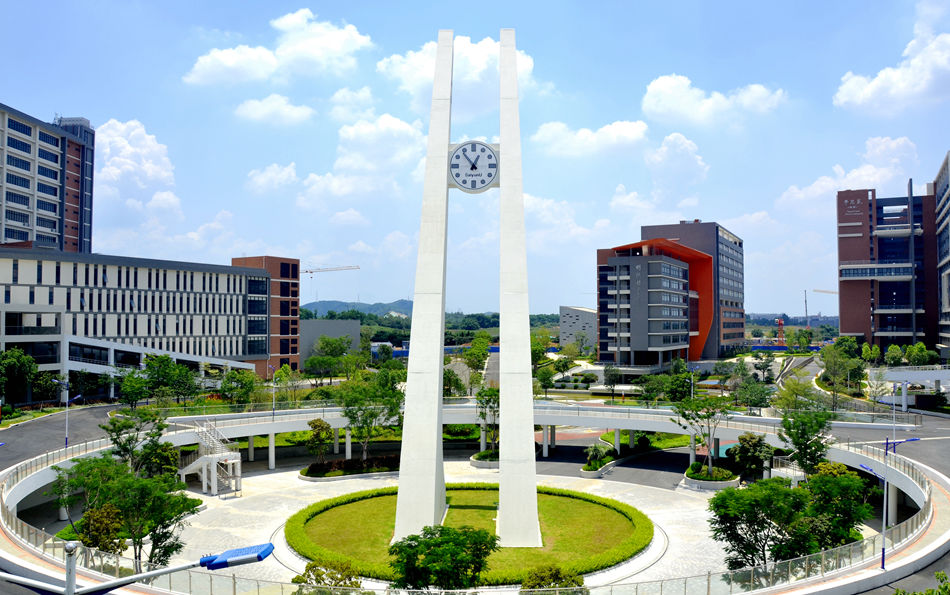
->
[496, 28, 543, 547]
[393, 29, 454, 541]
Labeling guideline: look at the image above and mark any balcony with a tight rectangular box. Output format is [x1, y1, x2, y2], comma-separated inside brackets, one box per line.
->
[873, 224, 922, 238]
[873, 305, 925, 314]
[873, 327, 926, 337]
[840, 261, 914, 281]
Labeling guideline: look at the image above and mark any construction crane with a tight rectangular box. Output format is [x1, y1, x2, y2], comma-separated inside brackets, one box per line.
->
[301, 265, 359, 304]
[813, 288, 838, 295]
[301, 265, 360, 276]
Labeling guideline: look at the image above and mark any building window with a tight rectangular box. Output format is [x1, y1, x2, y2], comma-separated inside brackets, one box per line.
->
[5, 210, 29, 226]
[6, 154, 30, 172]
[55, 262, 60, 284]
[280, 262, 291, 278]
[37, 182, 58, 197]
[6, 136, 32, 154]
[5, 229, 28, 241]
[37, 216, 57, 230]
[3, 287, 8, 304]
[37, 147, 59, 163]
[38, 131, 60, 147]
[7, 118, 32, 136]
[5, 191, 30, 207]
[37, 199, 57, 213]
[37, 165, 58, 181]
[28, 287, 34, 304]
[5, 173, 30, 189]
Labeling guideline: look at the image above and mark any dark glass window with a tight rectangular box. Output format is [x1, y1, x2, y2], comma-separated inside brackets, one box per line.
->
[6, 154, 30, 171]
[37, 147, 59, 163]
[7, 118, 32, 135]
[5, 173, 30, 189]
[6, 191, 30, 207]
[38, 131, 60, 147]
[6, 136, 31, 154]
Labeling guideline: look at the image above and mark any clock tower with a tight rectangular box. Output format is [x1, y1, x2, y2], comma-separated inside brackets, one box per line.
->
[393, 29, 542, 547]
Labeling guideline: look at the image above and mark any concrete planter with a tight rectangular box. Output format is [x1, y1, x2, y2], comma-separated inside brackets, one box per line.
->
[298, 470, 398, 482]
[683, 472, 740, 491]
[579, 457, 624, 478]
[469, 455, 499, 469]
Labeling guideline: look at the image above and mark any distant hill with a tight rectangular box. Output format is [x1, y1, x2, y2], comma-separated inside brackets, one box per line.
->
[301, 299, 414, 317]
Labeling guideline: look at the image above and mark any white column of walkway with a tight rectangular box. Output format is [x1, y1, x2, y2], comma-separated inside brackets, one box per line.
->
[392, 29, 453, 541]
[496, 28, 542, 547]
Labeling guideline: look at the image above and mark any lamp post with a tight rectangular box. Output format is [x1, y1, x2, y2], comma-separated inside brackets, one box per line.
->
[51, 379, 81, 448]
[860, 434, 920, 570]
[0, 540, 275, 595]
[269, 364, 276, 421]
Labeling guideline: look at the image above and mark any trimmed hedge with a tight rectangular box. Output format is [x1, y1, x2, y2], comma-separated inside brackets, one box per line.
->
[283, 483, 654, 586]
[301, 454, 400, 477]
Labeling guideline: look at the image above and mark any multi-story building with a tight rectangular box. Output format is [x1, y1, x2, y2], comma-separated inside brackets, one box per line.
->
[1, 104, 95, 253]
[596, 239, 713, 373]
[0, 247, 299, 404]
[641, 220, 745, 357]
[935, 153, 950, 356]
[558, 306, 596, 352]
[231, 256, 301, 377]
[837, 180, 938, 350]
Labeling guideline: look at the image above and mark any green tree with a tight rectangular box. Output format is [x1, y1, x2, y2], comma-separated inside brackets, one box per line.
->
[861, 342, 874, 364]
[219, 369, 259, 404]
[443, 368, 465, 398]
[537, 366, 555, 397]
[306, 418, 333, 464]
[554, 356, 573, 378]
[667, 373, 693, 402]
[772, 369, 821, 413]
[796, 328, 813, 351]
[388, 525, 499, 590]
[778, 410, 833, 475]
[708, 477, 815, 569]
[467, 370, 483, 396]
[0, 347, 37, 405]
[585, 442, 610, 466]
[339, 352, 367, 380]
[713, 360, 734, 395]
[530, 331, 550, 371]
[672, 395, 733, 474]
[806, 462, 873, 547]
[603, 365, 620, 399]
[670, 357, 688, 375]
[143, 354, 178, 390]
[885, 344, 905, 366]
[463, 331, 491, 376]
[305, 355, 338, 386]
[641, 374, 670, 401]
[79, 503, 127, 568]
[834, 336, 860, 358]
[292, 559, 362, 590]
[521, 564, 585, 591]
[751, 351, 776, 383]
[735, 378, 771, 409]
[31, 371, 62, 404]
[893, 572, 949, 595]
[819, 344, 851, 411]
[729, 432, 773, 480]
[377, 343, 393, 363]
[476, 387, 500, 451]
[573, 331, 589, 356]
[316, 335, 351, 358]
[117, 369, 149, 409]
[339, 376, 403, 463]
[276, 364, 305, 404]
[870, 343, 881, 364]
[169, 364, 198, 404]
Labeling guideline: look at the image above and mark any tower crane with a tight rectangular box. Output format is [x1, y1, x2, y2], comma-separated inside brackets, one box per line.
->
[300, 265, 359, 304]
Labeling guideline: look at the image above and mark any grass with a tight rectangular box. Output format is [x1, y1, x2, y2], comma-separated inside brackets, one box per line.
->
[600, 430, 691, 450]
[0, 406, 63, 429]
[285, 484, 653, 585]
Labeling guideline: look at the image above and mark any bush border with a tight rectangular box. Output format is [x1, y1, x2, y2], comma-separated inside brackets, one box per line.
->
[283, 483, 654, 585]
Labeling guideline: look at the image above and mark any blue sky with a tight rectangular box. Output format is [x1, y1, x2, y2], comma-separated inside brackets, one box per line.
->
[4, 1, 949, 317]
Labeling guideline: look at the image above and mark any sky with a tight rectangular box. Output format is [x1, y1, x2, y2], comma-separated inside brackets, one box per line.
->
[3, 1, 949, 317]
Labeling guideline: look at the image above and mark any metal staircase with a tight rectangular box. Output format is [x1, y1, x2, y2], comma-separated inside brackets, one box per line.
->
[179, 421, 242, 497]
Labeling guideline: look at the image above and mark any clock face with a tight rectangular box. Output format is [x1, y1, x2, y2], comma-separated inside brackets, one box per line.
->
[449, 141, 497, 193]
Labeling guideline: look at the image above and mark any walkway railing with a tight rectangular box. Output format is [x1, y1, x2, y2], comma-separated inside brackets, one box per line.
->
[0, 419, 936, 594]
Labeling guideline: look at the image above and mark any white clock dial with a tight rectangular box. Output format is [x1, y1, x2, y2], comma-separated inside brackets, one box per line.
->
[449, 141, 497, 193]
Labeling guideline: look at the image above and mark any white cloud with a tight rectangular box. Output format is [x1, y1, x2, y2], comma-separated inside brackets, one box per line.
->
[381, 231, 413, 260]
[182, 45, 278, 85]
[530, 121, 648, 156]
[377, 35, 549, 117]
[329, 208, 369, 226]
[523, 193, 609, 251]
[642, 74, 786, 125]
[329, 86, 375, 121]
[296, 172, 380, 208]
[334, 114, 425, 172]
[608, 184, 684, 227]
[348, 240, 375, 254]
[246, 162, 299, 193]
[834, 1, 950, 113]
[96, 119, 174, 190]
[646, 133, 709, 183]
[234, 94, 314, 124]
[183, 9, 371, 84]
[147, 190, 184, 220]
[776, 136, 918, 215]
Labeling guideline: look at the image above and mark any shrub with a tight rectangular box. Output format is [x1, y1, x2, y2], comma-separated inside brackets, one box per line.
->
[521, 564, 586, 592]
[686, 464, 736, 481]
[473, 449, 499, 461]
[444, 424, 476, 437]
[301, 454, 400, 477]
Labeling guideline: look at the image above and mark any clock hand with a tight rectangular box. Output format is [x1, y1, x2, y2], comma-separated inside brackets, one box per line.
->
[462, 152, 475, 167]
[471, 155, 480, 170]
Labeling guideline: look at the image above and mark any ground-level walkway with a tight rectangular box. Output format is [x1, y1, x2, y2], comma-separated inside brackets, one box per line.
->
[170, 453, 727, 588]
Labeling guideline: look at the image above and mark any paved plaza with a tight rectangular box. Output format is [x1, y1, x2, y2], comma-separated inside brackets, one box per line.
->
[171, 454, 727, 588]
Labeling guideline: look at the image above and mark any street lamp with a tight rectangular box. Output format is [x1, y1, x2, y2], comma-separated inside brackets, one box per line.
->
[269, 364, 276, 421]
[0, 540, 275, 595]
[51, 379, 81, 448]
[860, 435, 920, 570]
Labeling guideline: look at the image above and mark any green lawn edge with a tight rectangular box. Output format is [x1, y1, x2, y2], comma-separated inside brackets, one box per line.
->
[284, 483, 654, 585]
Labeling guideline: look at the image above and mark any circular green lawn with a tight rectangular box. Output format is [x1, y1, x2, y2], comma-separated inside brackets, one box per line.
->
[285, 484, 653, 585]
